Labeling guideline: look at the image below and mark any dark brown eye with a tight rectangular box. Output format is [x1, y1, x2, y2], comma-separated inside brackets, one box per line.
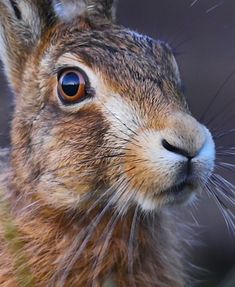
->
[58, 69, 86, 103]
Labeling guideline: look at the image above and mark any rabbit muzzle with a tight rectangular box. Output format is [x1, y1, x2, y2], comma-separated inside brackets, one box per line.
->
[121, 112, 215, 211]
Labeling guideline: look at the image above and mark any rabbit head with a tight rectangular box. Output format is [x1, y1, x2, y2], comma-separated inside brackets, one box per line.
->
[0, 0, 215, 212]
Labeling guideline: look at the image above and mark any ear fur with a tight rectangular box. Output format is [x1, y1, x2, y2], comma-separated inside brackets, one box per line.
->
[53, 0, 118, 24]
[53, 0, 86, 22]
[0, 0, 117, 93]
[0, 0, 54, 92]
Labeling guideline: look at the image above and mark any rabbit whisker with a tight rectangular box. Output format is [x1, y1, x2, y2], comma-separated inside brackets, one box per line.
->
[216, 161, 234, 172]
[207, 104, 235, 127]
[59, 199, 114, 286]
[100, 101, 138, 137]
[42, 154, 134, 175]
[217, 146, 235, 151]
[43, 154, 144, 180]
[206, 1, 224, 14]
[208, 177, 235, 206]
[200, 69, 235, 123]
[9, 131, 135, 153]
[91, 211, 120, 285]
[50, 220, 89, 286]
[211, 173, 235, 193]
[216, 149, 235, 156]
[85, 167, 137, 214]
[190, 0, 200, 7]
[128, 205, 139, 287]
[58, 174, 135, 285]
[213, 128, 235, 139]
[206, 183, 235, 235]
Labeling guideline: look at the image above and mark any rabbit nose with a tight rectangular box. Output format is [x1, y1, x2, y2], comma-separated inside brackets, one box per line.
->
[162, 139, 195, 160]
[159, 112, 207, 158]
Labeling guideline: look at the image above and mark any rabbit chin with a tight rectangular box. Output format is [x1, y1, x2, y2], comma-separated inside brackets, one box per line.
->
[135, 181, 200, 211]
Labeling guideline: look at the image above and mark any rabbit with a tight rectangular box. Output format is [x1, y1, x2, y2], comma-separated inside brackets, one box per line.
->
[0, 0, 216, 286]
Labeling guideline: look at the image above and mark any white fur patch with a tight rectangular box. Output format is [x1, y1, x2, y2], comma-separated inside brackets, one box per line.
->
[193, 126, 215, 175]
[53, 0, 86, 22]
[103, 94, 140, 138]
[199, 127, 215, 161]
[136, 194, 157, 211]
[18, 1, 42, 40]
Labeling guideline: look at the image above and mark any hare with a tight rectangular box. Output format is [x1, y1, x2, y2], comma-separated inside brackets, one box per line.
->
[0, 0, 215, 286]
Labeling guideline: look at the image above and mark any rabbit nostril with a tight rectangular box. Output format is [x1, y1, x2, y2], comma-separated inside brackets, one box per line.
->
[162, 139, 193, 159]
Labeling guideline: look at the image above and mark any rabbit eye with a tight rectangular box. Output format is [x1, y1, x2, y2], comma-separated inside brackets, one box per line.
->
[58, 69, 86, 103]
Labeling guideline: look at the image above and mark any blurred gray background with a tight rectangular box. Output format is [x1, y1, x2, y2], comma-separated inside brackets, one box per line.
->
[0, 0, 234, 286]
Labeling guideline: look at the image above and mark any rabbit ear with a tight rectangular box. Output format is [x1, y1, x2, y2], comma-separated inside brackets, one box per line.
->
[53, 0, 117, 25]
[0, 0, 54, 93]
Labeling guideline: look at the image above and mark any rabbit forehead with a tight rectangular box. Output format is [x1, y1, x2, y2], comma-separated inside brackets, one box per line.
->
[47, 27, 180, 85]
[42, 28, 182, 101]
[54, 52, 175, 105]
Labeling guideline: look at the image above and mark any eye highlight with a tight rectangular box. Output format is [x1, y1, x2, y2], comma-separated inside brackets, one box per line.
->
[57, 69, 86, 103]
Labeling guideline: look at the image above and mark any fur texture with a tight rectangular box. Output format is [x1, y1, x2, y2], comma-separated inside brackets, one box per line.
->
[53, 0, 117, 22]
[0, 0, 215, 286]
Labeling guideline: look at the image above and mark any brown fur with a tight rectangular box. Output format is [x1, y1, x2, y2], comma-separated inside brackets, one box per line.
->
[0, 1, 215, 286]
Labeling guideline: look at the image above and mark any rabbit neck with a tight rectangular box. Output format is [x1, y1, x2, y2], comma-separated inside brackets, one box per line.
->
[0, 183, 186, 287]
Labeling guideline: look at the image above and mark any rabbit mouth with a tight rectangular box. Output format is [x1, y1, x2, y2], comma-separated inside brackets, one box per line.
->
[161, 178, 197, 196]
[136, 176, 202, 211]
[157, 177, 199, 204]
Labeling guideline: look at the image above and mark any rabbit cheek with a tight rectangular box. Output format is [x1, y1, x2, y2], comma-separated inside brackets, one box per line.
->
[31, 108, 108, 210]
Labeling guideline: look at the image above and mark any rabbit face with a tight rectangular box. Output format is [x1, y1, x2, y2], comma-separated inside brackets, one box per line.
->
[0, 0, 215, 213]
[9, 25, 215, 212]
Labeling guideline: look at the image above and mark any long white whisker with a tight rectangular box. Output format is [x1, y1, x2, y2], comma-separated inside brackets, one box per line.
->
[212, 174, 235, 193]
[216, 162, 235, 172]
[208, 178, 235, 206]
[206, 184, 235, 235]
[91, 211, 120, 286]
[128, 206, 139, 287]
[58, 199, 114, 286]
